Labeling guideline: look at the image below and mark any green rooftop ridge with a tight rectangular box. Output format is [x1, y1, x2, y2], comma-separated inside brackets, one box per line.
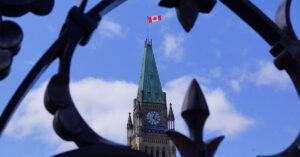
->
[136, 39, 164, 107]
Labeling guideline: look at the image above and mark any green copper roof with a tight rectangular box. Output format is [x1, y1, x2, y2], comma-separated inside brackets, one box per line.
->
[136, 40, 164, 106]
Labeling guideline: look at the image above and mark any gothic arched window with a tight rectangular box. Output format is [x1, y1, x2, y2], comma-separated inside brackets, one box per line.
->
[145, 146, 148, 153]
[156, 149, 159, 157]
[162, 147, 166, 157]
[151, 147, 154, 157]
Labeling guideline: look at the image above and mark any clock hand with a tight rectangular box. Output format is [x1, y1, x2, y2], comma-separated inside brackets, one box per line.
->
[153, 116, 159, 122]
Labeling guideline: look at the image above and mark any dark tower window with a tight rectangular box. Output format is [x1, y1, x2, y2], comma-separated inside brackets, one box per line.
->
[151, 147, 154, 157]
[162, 148, 165, 157]
[156, 149, 159, 157]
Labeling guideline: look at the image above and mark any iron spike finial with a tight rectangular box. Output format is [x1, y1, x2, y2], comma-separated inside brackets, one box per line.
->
[182, 79, 209, 143]
[166, 79, 224, 157]
[158, 0, 216, 32]
[182, 79, 209, 115]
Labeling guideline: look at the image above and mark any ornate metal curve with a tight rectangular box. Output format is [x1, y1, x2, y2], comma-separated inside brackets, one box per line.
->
[43, 26, 118, 146]
[257, 133, 300, 157]
[275, 0, 298, 41]
[166, 79, 224, 157]
[45, 73, 120, 146]
[0, 24, 68, 135]
[0, 49, 12, 79]
[0, 0, 54, 17]
[45, 73, 149, 156]
[0, 20, 23, 80]
[0, 0, 54, 80]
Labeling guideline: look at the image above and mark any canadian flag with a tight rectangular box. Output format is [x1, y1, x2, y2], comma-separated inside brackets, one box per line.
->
[148, 15, 162, 23]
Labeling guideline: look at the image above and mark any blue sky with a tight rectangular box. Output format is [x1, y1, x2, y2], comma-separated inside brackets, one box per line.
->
[0, 0, 299, 156]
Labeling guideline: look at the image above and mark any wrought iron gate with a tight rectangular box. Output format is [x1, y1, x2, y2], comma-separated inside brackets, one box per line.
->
[0, 0, 299, 156]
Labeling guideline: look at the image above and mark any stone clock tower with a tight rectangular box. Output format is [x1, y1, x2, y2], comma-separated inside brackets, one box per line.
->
[127, 39, 176, 157]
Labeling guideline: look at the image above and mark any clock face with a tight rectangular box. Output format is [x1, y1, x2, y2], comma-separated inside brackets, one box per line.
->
[146, 111, 161, 125]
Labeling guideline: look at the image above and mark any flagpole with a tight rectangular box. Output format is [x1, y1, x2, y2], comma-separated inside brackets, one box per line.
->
[147, 16, 149, 41]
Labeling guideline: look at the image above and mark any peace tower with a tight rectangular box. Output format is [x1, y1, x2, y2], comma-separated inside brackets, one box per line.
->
[126, 39, 176, 157]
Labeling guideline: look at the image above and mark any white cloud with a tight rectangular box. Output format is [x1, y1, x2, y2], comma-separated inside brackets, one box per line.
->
[162, 33, 185, 61]
[5, 82, 53, 139]
[251, 61, 290, 89]
[226, 61, 291, 92]
[99, 19, 124, 38]
[164, 76, 254, 136]
[5, 76, 254, 153]
[5, 78, 137, 153]
[204, 88, 253, 135]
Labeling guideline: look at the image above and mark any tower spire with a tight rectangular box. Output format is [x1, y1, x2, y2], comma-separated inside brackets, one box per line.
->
[136, 40, 164, 107]
[127, 112, 133, 128]
[127, 112, 133, 145]
[168, 103, 175, 130]
[168, 103, 175, 121]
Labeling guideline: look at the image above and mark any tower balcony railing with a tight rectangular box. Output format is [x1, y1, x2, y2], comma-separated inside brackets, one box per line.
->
[0, 0, 299, 156]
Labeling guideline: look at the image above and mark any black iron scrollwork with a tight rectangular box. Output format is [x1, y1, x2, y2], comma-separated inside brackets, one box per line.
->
[0, 0, 54, 17]
[166, 79, 224, 157]
[159, 0, 300, 156]
[0, 0, 150, 156]
[0, 0, 55, 79]
[0, 19, 23, 79]
[0, 0, 299, 156]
